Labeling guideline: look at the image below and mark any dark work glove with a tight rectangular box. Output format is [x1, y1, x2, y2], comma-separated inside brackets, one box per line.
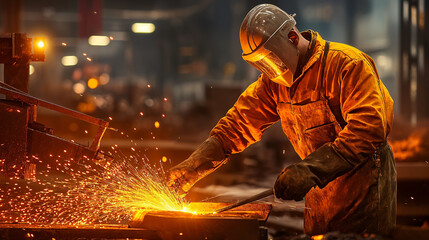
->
[167, 137, 228, 196]
[274, 143, 354, 201]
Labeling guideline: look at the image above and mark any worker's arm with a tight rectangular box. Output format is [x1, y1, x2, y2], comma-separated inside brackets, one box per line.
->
[333, 56, 393, 163]
[210, 75, 280, 154]
[168, 75, 280, 195]
[275, 57, 393, 200]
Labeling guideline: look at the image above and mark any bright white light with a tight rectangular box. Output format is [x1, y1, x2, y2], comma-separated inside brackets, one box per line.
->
[29, 65, 35, 75]
[37, 40, 44, 48]
[132, 23, 155, 33]
[88, 35, 110, 46]
[61, 56, 78, 66]
[73, 83, 86, 95]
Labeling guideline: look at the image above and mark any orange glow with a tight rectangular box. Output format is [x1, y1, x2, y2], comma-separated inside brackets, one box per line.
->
[33, 37, 46, 55]
[390, 129, 428, 161]
[161, 156, 167, 162]
[312, 235, 324, 240]
[87, 78, 99, 89]
[154, 121, 160, 128]
[37, 40, 44, 48]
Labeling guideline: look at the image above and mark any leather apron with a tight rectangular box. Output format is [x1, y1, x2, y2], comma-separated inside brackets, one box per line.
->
[276, 42, 396, 235]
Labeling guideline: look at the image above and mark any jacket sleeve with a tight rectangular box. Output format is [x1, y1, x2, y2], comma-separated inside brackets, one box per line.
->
[210, 75, 280, 154]
[333, 57, 393, 164]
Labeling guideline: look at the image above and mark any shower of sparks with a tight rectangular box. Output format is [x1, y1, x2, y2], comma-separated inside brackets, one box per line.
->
[0, 152, 188, 225]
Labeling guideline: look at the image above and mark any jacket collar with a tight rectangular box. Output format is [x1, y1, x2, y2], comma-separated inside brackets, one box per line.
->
[292, 30, 325, 84]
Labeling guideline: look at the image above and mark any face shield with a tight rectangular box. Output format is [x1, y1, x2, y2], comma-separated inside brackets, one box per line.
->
[242, 18, 296, 87]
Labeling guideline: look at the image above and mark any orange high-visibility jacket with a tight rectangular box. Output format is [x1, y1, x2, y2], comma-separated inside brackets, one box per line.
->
[211, 31, 393, 164]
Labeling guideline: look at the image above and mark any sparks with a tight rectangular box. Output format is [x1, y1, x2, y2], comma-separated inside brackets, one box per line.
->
[0, 153, 188, 224]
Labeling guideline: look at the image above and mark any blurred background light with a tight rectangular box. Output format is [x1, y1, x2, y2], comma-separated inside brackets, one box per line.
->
[61, 56, 78, 66]
[87, 78, 99, 89]
[99, 73, 110, 85]
[73, 82, 86, 95]
[88, 35, 110, 46]
[131, 23, 155, 33]
[29, 65, 35, 75]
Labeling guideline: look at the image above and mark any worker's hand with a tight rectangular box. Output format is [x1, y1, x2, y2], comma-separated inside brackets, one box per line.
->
[167, 160, 199, 197]
[274, 143, 354, 201]
[274, 165, 316, 201]
[166, 136, 228, 197]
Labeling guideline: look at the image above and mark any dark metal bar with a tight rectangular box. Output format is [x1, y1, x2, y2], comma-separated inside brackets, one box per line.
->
[215, 189, 273, 213]
[0, 83, 108, 128]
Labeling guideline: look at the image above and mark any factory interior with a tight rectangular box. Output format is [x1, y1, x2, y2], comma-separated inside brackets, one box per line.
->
[0, 0, 428, 239]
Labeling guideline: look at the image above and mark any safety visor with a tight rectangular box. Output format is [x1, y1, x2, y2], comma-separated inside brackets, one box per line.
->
[242, 17, 295, 79]
[243, 50, 288, 79]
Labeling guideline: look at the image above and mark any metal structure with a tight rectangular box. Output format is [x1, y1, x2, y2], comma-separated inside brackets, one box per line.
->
[400, 0, 429, 125]
[130, 202, 272, 240]
[0, 202, 272, 240]
[0, 33, 111, 179]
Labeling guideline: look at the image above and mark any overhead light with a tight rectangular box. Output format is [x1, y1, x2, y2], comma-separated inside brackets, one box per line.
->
[88, 35, 110, 46]
[132, 23, 155, 33]
[61, 56, 78, 66]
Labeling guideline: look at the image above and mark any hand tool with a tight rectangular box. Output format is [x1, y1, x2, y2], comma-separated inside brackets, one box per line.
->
[215, 188, 274, 213]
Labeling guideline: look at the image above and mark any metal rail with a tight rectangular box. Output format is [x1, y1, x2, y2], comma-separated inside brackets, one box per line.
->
[0, 82, 111, 151]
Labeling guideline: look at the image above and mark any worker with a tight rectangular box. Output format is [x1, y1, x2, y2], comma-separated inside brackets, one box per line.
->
[167, 4, 396, 235]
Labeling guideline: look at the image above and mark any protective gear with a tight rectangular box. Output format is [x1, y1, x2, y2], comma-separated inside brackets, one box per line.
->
[274, 143, 353, 201]
[167, 137, 228, 196]
[240, 4, 297, 87]
[211, 30, 396, 235]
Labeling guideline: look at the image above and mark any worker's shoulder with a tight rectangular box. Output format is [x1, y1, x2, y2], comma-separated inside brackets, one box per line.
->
[328, 41, 369, 63]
